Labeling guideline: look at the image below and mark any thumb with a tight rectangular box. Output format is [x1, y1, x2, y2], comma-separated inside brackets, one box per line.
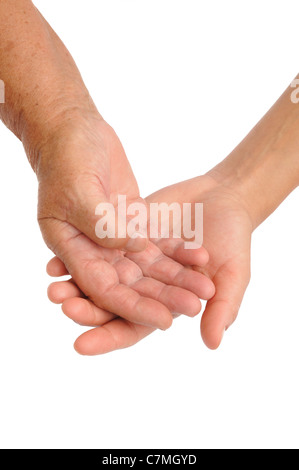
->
[67, 187, 149, 252]
[200, 258, 251, 349]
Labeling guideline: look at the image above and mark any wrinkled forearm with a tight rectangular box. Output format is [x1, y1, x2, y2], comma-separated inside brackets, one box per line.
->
[0, 0, 98, 170]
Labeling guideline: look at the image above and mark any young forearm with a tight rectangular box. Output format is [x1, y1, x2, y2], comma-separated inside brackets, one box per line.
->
[0, 0, 98, 169]
[208, 76, 299, 229]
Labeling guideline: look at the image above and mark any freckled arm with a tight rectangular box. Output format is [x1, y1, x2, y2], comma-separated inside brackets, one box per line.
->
[0, 0, 97, 168]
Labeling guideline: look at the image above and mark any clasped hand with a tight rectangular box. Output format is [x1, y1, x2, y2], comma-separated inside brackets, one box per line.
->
[39, 116, 252, 355]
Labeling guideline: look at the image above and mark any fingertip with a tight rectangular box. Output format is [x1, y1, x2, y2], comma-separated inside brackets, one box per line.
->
[47, 282, 61, 304]
[186, 244, 210, 266]
[61, 297, 79, 319]
[174, 242, 209, 267]
[73, 328, 113, 356]
[197, 247, 209, 266]
[124, 234, 149, 253]
[188, 298, 202, 318]
[136, 298, 173, 331]
[206, 280, 216, 300]
[161, 313, 173, 331]
[46, 257, 68, 277]
[48, 281, 82, 305]
[201, 326, 225, 350]
[73, 332, 91, 356]
[199, 279, 216, 301]
[200, 301, 229, 349]
[73, 338, 88, 356]
[47, 283, 54, 302]
[73, 338, 101, 356]
[175, 294, 202, 318]
[46, 260, 57, 277]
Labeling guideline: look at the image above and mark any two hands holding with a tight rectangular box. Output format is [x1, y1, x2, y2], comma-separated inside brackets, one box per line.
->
[0, 1, 298, 355]
[42, 117, 252, 355]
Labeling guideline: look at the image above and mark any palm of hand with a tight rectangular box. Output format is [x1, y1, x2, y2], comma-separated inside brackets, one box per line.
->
[47, 173, 252, 354]
[38, 120, 214, 348]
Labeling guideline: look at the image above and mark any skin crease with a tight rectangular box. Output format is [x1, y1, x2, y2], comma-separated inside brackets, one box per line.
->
[0, 1, 216, 332]
[47, 173, 252, 354]
[37, 117, 216, 331]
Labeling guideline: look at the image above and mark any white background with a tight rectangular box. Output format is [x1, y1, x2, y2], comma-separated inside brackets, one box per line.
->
[0, 0, 298, 449]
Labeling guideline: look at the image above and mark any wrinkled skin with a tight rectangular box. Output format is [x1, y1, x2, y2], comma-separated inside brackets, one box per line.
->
[47, 172, 252, 354]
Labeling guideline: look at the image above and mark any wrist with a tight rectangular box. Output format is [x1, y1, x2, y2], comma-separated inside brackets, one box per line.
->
[23, 93, 103, 175]
[22, 90, 100, 172]
[207, 79, 299, 230]
[207, 144, 298, 231]
[206, 156, 258, 231]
